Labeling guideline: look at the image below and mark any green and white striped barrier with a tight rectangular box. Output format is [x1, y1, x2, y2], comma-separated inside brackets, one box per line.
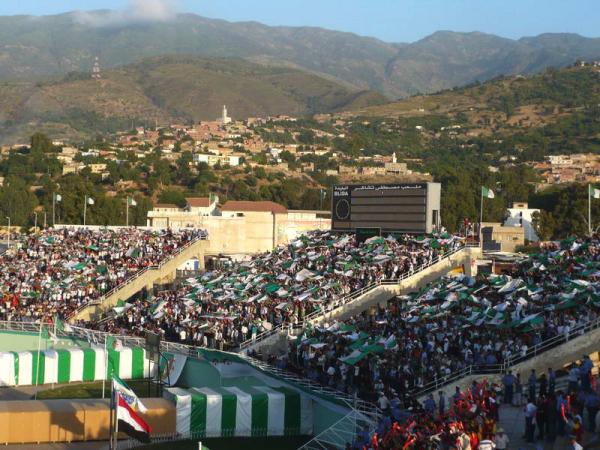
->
[0, 346, 154, 386]
[165, 386, 313, 437]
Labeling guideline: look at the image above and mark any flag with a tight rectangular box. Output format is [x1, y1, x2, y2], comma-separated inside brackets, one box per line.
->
[113, 376, 147, 413]
[41, 325, 49, 340]
[128, 197, 137, 206]
[116, 392, 151, 443]
[106, 335, 123, 379]
[55, 193, 62, 202]
[481, 186, 495, 199]
[54, 317, 72, 333]
[87, 197, 95, 205]
[590, 185, 600, 199]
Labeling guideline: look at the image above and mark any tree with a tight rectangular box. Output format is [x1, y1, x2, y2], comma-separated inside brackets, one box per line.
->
[158, 189, 187, 208]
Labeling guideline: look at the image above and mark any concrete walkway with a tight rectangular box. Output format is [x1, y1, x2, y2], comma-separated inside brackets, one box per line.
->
[498, 404, 594, 450]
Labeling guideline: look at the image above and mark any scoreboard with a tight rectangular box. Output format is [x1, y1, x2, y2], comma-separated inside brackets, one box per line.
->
[331, 182, 441, 234]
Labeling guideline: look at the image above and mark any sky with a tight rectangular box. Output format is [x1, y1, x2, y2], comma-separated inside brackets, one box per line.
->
[0, 0, 599, 43]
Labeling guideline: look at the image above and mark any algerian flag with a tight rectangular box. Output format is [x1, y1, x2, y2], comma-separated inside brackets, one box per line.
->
[128, 197, 137, 206]
[590, 185, 600, 199]
[54, 317, 72, 333]
[87, 197, 95, 205]
[482, 186, 495, 199]
[55, 193, 62, 202]
[113, 376, 147, 413]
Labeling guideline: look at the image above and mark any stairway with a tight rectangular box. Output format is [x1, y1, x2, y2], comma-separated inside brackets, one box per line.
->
[239, 245, 481, 355]
[71, 238, 208, 322]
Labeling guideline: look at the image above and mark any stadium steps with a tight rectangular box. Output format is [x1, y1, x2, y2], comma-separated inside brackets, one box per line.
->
[70, 238, 208, 323]
[239, 245, 481, 356]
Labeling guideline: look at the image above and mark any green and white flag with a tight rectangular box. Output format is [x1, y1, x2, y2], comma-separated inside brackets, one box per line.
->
[113, 375, 147, 413]
[128, 197, 137, 206]
[482, 186, 495, 199]
[590, 185, 600, 199]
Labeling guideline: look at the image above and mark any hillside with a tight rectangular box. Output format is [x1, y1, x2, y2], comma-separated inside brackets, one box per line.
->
[351, 65, 600, 131]
[0, 56, 386, 143]
[1, 12, 600, 98]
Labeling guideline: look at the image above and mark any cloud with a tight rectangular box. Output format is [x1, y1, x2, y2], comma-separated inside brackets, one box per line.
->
[74, 0, 179, 27]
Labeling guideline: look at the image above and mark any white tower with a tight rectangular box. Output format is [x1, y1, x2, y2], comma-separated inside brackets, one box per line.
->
[392, 152, 397, 164]
[221, 105, 231, 124]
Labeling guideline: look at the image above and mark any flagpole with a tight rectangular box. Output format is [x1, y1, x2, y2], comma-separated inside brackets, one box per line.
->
[52, 193, 56, 227]
[33, 321, 43, 400]
[109, 377, 114, 450]
[588, 184, 592, 236]
[126, 198, 129, 227]
[83, 195, 87, 226]
[103, 335, 108, 399]
[113, 390, 120, 450]
[479, 187, 484, 248]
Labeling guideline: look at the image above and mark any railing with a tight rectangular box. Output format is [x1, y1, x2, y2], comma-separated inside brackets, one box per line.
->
[68, 236, 206, 319]
[410, 314, 600, 399]
[238, 243, 476, 352]
[176, 269, 202, 279]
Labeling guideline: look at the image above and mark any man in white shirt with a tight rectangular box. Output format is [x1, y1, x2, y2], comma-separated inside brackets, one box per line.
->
[524, 398, 537, 442]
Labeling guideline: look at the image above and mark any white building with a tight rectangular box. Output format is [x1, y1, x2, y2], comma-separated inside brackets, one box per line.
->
[504, 202, 540, 242]
[193, 153, 241, 167]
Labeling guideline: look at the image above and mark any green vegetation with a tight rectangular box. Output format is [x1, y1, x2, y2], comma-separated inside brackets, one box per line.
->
[35, 380, 156, 400]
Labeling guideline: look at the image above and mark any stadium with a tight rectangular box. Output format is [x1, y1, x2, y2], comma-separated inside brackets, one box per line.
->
[0, 184, 599, 450]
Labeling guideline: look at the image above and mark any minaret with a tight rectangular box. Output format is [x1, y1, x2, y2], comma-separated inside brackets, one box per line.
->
[91, 57, 101, 79]
[221, 105, 231, 124]
[392, 151, 397, 164]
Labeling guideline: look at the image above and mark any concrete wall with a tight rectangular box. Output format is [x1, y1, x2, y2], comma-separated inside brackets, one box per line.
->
[72, 240, 208, 322]
[311, 246, 481, 327]
[148, 212, 330, 256]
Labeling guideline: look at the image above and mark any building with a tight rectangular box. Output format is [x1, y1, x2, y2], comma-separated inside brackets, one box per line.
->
[147, 199, 331, 256]
[384, 152, 411, 175]
[481, 222, 525, 253]
[503, 202, 540, 242]
[193, 153, 241, 167]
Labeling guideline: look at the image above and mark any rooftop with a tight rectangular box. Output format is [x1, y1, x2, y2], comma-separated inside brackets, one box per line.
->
[185, 197, 211, 208]
[220, 200, 288, 214]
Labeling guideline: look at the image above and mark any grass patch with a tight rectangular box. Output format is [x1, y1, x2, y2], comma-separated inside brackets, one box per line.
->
[35, 379, 159, 400]
[137, 436, 310, 450]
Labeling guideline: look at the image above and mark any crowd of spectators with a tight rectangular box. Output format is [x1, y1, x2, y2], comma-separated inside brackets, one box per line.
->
[0, 227, 206, 322]
[353, 380, 502, 449]
[99, 231, 463, 349]
[284, 235, 600, 407]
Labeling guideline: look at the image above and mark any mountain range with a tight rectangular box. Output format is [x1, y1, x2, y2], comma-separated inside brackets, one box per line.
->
[2, 12, 600, 99]
[0, 56, 384, 143]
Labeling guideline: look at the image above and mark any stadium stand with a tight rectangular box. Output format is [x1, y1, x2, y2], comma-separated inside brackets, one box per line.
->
[96, 231, 465, 350]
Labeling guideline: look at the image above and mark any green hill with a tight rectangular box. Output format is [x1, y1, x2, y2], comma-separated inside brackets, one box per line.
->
[0, 56, 386, 144]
